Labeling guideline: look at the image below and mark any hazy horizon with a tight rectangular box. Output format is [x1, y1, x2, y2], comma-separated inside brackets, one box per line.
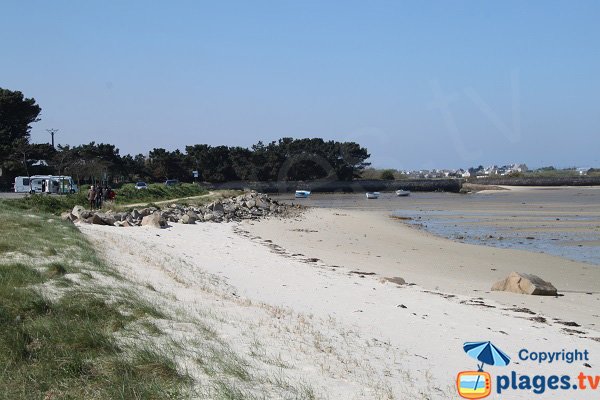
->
[2, 1, 599, 170]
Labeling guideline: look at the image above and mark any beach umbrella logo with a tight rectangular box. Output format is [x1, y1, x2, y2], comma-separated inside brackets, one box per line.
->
[456, 341, 511, 399]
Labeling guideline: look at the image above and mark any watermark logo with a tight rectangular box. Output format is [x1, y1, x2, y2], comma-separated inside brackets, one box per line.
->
[457, 341, 511, 399]
[456, 371, 492, 399]
[457, 342, 599, 396]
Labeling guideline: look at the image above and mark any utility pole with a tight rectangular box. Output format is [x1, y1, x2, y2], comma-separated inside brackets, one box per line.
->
[47, 128, 59, 148]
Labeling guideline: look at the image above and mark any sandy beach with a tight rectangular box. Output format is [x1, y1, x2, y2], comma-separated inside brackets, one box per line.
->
[77, 188, 600, 399]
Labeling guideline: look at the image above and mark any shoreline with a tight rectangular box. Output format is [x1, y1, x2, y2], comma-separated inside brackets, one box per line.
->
[77, 203, 600, 398]
[243, 207, 600, 331]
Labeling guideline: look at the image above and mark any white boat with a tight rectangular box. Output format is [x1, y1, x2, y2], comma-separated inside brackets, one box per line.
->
[365, 192, 380, 199]
[395, 189, 411, 197]
[295, 190, 311, 198]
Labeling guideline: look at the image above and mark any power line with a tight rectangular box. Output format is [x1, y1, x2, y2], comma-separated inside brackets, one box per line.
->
[46, 128, 59, 148]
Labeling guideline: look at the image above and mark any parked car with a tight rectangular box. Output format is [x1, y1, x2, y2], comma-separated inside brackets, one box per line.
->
[164, 179, 179, 186]
[134, 182, 148, 190]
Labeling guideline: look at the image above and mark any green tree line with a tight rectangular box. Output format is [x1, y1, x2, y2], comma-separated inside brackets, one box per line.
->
[1, 87, 370, 189]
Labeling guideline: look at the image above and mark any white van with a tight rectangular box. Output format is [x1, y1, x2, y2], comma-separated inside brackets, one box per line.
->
[13, 176, 32, 193]
[14, 175, 78, 194]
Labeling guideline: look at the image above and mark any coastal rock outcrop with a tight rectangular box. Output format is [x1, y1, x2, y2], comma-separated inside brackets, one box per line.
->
[73, 191, 295, 228]
[491, 272, 558, 296]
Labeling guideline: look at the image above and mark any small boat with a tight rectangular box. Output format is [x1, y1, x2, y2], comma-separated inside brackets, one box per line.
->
[295, 190, 311, 198]
[395, 189, 411, 197]
[365, 192, 380, 199]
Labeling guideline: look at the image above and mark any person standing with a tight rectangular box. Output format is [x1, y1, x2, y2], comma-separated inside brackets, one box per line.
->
[88, 186, 96, 210]
[95, 186, 103, 209]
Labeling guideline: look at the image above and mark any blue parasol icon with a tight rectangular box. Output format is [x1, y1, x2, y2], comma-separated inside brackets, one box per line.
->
[463, 341, 511, 392]
[463, 341, 511, 370]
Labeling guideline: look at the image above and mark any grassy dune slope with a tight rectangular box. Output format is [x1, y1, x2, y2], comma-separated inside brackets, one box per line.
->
[0, 206, 191, 399]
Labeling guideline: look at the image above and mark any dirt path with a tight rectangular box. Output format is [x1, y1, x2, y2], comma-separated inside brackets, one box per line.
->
[120, 191, 217, 208]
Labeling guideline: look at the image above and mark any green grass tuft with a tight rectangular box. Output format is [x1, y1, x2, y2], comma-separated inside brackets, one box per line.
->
[0, 204, 191, 399]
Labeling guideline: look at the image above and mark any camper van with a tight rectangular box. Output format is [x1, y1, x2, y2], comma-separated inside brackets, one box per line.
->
[14, 175, 78, 194]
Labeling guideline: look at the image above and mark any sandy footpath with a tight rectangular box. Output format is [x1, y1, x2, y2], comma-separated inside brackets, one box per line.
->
[78, 208, 600, 399]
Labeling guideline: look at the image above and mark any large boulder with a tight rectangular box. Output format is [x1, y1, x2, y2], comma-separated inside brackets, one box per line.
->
[61, 212, 75, 223]
[491, 272, 558, 296]
[203, 213, 215, 222]
[180, 214, 195, 224]
[186, 210, 199, 222]
[97, 213, 116, 226]
[255, 197, 269, 209]
[90, 213, 106, 225]
[212, 202, 224, 215]
[72, 205, 85, 219]
[141, 213, 167, 228]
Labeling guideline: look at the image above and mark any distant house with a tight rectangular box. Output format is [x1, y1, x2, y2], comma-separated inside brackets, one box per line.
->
[576, 167, 589, 175]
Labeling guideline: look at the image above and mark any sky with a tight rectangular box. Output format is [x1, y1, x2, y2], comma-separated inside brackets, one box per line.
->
[2, 0, 599, 170]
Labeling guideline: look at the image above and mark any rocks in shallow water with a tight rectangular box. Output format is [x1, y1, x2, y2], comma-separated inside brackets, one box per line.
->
[72, 191, 292, 228]
[491, 271, 558, 296]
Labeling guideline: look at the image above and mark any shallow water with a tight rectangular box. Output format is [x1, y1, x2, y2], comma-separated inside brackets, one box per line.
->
[272, 187, 600, 265]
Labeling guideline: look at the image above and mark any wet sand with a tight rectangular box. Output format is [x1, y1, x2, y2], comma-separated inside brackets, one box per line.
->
[272, 186, 600, 264]
[250, 186, 600, 331]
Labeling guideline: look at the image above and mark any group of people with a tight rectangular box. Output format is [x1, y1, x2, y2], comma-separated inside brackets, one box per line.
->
[87, 185, 115, 210]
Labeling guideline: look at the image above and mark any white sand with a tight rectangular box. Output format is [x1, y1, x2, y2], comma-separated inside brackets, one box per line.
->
[78, 209, 600, 399]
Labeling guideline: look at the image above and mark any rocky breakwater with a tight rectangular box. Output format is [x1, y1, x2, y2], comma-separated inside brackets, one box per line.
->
[63, 192, 295, 228]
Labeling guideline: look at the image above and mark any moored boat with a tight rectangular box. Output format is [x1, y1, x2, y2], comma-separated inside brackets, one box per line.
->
[295, 190, 311, 198]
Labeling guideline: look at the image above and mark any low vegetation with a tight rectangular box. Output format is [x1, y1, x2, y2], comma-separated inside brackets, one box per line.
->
[359, 168, 408, 180]
[3, 183, 208, 214]
[113, 183, 208, 205]
[0, 205, 192, 399]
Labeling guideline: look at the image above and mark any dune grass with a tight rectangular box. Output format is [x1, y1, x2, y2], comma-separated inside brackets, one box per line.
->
[0, 206, 191, 399]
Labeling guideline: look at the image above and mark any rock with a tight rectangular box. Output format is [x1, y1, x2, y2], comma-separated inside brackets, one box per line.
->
[491, 272, 558, 296]
[180, 214, 194, 224]
[72, 205, 85, 219]
[79, 210, 93, 219]
[141, 213, 166, 228]
[381, 277, 406, 286]
[114, 212, 127, 222]
[91, 214, 106, 225]
[186, 210, 199, 222]
[61, 212, 75, 222]
[69, 192, 289, 228]
[255, 197, 269, 209]
[97, 213, 116, 226]
[212, 202, 224, 215]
